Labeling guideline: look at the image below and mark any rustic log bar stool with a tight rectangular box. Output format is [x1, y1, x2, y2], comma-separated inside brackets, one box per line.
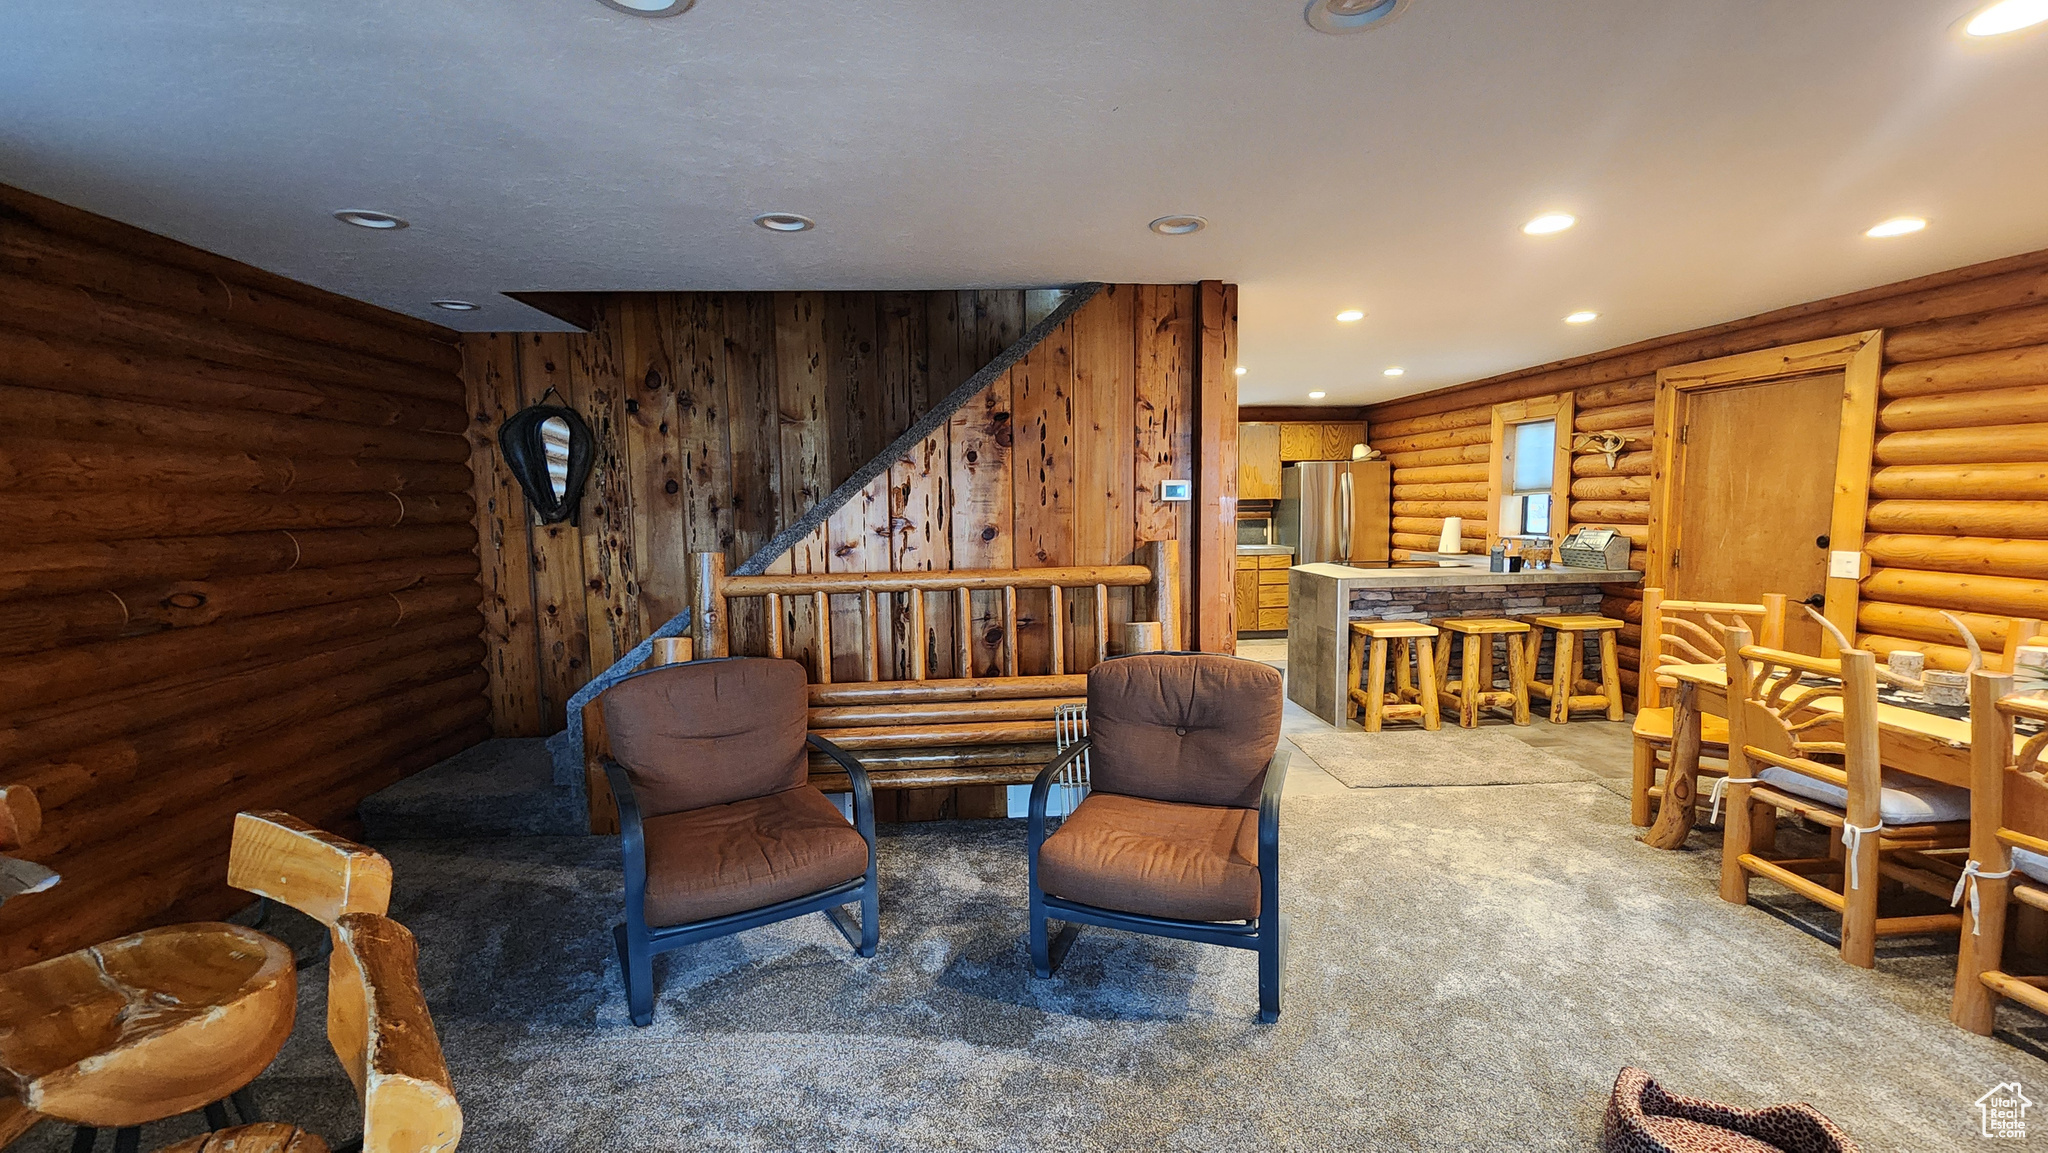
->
[1432, 618, 1531, 727]
[1523, 613, 1626, 723]
[1346, 621, 1441, 732]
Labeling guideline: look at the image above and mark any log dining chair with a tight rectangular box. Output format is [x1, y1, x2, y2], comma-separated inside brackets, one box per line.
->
[0, 808, 383, 1153]
[1629, 589, 1787, 828]
[597, 656, 879, 1027]
[1027, 652, 1290, 1022]
[1952, 670, 2048, 1035]
[153, 911, 462, 1153]
[1716, 625, 1970, 967]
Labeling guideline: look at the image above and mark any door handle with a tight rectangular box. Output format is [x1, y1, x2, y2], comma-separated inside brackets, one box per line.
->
[1802, 594, 1826, 608]
[1816, 534, 1831, 549]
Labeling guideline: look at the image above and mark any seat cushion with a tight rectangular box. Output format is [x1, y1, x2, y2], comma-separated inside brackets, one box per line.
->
[1087, 653, 1282, 808]
[2013, 847, 2048, 886]
[603, 657, 811, 816]
[1755, 766, 1971, 825]
[1631, 707, 1730, 747]
[1635, 1117, 1785, 1153]
[1037, 792, 1260, 922]
[641, 786, 868, 927]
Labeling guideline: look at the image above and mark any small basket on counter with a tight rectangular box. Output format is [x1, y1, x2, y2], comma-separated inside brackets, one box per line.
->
[1559, 527, 1631, 571]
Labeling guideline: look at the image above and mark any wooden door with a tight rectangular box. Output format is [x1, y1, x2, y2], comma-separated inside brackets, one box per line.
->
[1670, 372, 1843, 652]
[1238, 423, 1282, 499]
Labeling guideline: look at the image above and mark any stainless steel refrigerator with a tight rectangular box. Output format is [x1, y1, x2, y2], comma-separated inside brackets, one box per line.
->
[1276, 460, 1392, 564]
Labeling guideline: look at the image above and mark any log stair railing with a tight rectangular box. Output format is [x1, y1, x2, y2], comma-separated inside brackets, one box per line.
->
[556, 285, 1106, 808]
[692, 543, 1180, 794]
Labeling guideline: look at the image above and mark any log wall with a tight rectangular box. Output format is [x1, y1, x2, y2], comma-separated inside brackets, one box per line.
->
[466, 285, 1219, 768]
[1364, 246, 2048, 695]
[0, 184, 483, 968]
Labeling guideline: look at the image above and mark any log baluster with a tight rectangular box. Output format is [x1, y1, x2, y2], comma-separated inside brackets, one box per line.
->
[1003, 586, 1019, 677]
[765, 592, 784, 660]
[1094, 583, 1109, 667]
[909, 588, 927, 680]
[1049, 586, 1066, 676]
[955, 587, 973, 676]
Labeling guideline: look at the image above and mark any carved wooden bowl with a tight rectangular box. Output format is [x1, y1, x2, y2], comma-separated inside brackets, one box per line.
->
[0, 922, 296, 1128]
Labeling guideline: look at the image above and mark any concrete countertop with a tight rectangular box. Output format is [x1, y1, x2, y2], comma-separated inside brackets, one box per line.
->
[1291, 560, 1642, 587]
[1236, 545, 1296, 556]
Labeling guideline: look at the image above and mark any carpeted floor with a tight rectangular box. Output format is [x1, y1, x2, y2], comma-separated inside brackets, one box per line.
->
[30, 760, 2046, 1153]
[1289, 727, 1597, 788]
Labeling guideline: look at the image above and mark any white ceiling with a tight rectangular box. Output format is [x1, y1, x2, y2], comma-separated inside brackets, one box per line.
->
[4, 1, 2046, 404]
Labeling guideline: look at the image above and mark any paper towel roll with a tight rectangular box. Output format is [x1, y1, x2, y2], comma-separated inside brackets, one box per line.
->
[1438, 517, 1464, 554]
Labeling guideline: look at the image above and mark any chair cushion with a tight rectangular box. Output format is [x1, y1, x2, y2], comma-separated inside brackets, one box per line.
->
[1635, 1117, 1786, 1153]
[1631, 707, 1730, 747]
[603, 658, 811, 817]
[1037, 792, 1260, 922]
[2013, 847, 2048, 886]
[1086, 653, 1282, 808]
[1755, 766, 1970, 825]
[641, 786, 868, 927]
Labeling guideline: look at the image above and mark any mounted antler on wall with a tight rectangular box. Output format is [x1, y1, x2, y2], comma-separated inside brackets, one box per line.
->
[1572, 431, 1629, 471]
[499, 386, 595, 526]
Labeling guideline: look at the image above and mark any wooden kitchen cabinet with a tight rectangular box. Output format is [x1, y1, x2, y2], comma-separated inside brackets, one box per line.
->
[1238, 422, 1282, 499]
[1278, 423, 1323, 461]
[1321, 422, 1366, 460]
[1235, 566, 1262, 630]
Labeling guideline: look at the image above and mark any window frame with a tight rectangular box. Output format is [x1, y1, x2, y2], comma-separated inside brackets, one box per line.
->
[1486, 394, 1574, 553]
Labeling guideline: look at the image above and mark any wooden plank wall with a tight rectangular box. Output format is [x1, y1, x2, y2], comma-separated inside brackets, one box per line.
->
[467, 284, 1223, 759]
[0, 184, 485, 968]
[1364, 246, 2048, 695]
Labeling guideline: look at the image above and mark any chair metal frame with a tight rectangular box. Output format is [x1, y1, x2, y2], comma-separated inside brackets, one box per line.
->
[1024, 655, 1292, 1023]
[604, 733, 878, 1028]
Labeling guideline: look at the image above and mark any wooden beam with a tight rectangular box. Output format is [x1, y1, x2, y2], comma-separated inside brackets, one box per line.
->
[1194, 280, 1240, 651]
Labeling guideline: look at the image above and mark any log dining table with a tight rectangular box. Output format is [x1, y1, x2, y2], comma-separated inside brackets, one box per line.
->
[1640, 661, 2041, 850]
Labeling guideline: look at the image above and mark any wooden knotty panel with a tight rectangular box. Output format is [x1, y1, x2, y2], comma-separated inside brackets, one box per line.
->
[0, 182, 483, 969]
[463, 284, 1221, 731]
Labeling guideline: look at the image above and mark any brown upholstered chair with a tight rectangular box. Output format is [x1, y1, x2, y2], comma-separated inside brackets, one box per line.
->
[598, 657, 878, 1027]
[1027, 652, 1290, 1022]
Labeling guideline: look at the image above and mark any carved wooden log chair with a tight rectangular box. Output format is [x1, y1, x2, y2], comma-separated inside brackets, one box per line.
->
[1629, 590, 1788, 828]
[1951, 670, 2048, 1035]
[1027, 652, 1291, 1023]
[0, 809, 409, 1153]
[1715, 626, 1970, 968]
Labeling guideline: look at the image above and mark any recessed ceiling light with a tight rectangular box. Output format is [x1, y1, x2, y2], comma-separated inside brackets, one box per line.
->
[1565, 310, 1599, 324]
[1383, 367, 1405, 377]
[333, 209, 408, 230]
[1865, 216, 1928, 238]
[596, 0, 696, 14]
[1305, 0, 1413, 35]
[429, 300, 479, 312]
[1149, 215, 1207, 236]
[753, 212, 815, 233]
[1964, 0, 2048, 36]
[1335, 309, 1366, 323]
[1308, 391, 1327, 399]
[1523, 212, 1576, 236]
[1234, 365, 1248, 376]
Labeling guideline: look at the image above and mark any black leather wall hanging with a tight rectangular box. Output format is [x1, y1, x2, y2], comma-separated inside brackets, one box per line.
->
[498, 387, 595, 526]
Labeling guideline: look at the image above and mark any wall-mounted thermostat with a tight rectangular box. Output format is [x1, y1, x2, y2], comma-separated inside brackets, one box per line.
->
[1157, 480, 1192, 502]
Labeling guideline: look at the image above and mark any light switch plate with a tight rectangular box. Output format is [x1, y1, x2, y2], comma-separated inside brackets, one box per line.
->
[1157, 480, 1192, 502]
[1828, 550, 1864, 579]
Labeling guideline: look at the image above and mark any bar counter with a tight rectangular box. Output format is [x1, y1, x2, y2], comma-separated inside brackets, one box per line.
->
[1286, 557, 1642, 725]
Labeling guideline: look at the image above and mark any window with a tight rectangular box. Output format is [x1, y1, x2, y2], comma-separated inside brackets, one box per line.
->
[1500, 418, 1555, 537]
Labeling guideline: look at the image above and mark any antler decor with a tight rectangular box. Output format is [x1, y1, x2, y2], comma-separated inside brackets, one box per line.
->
[1802, 605, 1982, 693]
[1573, 431, 1629, 470]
